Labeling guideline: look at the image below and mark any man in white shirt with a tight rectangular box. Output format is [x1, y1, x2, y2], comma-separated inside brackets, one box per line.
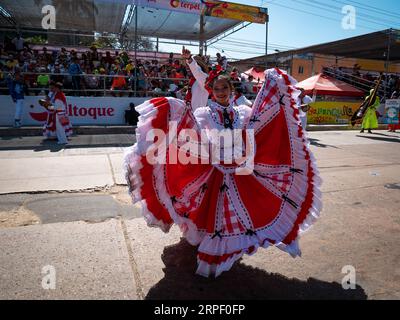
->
[12, 34, 25, 52]
[297, 88, 313, 130]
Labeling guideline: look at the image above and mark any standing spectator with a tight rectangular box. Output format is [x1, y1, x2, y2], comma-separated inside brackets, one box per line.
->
[125, 103, 139, 125]
[68, 57, 82, 96]
[12, 33, 25, 52]
[297, 88, 313, 130]
[168, 52, 174, 65]
[8, 71, 25, 128]
[216, 52, 227, 70]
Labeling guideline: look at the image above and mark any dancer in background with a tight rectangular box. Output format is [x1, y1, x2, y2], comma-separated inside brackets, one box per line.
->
[232, 86, 252, 107]
[360, 89, 380, 134]
[41, 81, 72, 144]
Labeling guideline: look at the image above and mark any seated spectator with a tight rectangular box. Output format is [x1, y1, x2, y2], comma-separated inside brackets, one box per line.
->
[84, 67, 99, 96]
[125, 60, 134, 74]
[24, 64, 37, 95]
[6, 55, 18, 71]
[39, 47, 52, 66]
[36, 67, 50, 95]
[50, 63, 65, 85]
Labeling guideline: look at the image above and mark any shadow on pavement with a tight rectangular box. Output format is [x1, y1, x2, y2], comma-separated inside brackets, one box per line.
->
[308, 138, 339, 149]
[356, 135, 400, 143]
[145, 239, 368, 300]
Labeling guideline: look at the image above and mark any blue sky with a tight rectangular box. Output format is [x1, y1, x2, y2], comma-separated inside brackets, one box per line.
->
[159, 0, 400, 60]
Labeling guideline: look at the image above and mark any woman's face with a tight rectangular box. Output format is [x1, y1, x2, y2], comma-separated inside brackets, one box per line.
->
[213, 78, 231, 106]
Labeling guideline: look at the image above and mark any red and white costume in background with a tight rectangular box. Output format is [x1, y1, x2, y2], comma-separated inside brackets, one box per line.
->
[124, 68, 322, 277]
[43, 91, 72, 143]
[232, 93, 253, 107]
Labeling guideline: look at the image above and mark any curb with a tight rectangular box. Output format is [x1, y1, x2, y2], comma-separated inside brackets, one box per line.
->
[0, 126, 137, 137]
[0, 124, 390, 137]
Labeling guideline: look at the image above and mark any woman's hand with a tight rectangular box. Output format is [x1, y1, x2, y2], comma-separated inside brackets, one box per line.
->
[182, 46, 192, 62]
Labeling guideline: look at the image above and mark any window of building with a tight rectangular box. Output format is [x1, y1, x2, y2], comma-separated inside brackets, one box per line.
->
[298, 66, 304, 74]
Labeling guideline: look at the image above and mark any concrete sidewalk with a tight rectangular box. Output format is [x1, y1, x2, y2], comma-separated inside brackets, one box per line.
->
[0, 124, 390, 137]
[0, 131, 399, 299]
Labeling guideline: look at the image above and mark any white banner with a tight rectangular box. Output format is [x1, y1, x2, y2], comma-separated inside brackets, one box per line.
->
[384, 99, 400, 124]
[0, 96, 147, 126]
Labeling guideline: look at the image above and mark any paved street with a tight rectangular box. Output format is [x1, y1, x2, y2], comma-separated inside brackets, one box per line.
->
[0, 130, 399, 299]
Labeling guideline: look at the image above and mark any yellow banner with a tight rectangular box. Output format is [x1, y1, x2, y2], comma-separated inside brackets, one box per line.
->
[138, 1, 268, 24]
[307, 101, 361, 124]
[201, 1, 268, 24]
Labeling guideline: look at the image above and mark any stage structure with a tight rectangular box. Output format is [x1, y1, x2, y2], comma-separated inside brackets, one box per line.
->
[0, 0, 269, 59]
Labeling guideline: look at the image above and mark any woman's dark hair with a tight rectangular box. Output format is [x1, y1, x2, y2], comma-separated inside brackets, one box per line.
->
[212, 74, 234, 91]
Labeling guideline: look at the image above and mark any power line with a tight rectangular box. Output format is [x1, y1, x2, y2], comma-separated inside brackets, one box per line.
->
[333, 0, 400, 20]
[226, 37, 297, 49]
[218, 39, 295, 51]
[266, 1, 378, 32]
[303, 0, 400, 29]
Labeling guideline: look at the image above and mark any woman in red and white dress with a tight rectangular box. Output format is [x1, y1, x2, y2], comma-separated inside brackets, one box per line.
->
[124, 68, 322, 277]
[43, 82, 72, 144]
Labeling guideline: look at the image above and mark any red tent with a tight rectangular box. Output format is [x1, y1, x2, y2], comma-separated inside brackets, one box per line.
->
[296, 74, 365, 97]
[241, 67, 266, 82]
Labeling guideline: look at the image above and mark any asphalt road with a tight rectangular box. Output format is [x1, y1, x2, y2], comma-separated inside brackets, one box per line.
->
[0, 130, 399, 299]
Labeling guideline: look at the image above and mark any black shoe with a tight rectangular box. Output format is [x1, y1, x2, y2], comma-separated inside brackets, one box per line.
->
[368, 130, 372, 134]
[360, 129, 364, 133]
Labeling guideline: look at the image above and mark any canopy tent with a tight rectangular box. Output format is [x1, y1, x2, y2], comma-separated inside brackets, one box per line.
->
[0, 0, 127, 34]
[127, 6, 240, 41]
[0, 0, 268, 53]
[296, 74, 365, 97]
[241, 67, 266, 82]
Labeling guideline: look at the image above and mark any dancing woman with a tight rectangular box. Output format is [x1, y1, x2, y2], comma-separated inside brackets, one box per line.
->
[124, 68, 322, 277]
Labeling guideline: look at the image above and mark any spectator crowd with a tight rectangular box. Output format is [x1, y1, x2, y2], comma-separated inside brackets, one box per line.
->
[0, 34, 260, 99]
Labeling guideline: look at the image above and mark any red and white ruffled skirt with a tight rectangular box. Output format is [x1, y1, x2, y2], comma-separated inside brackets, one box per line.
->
[124, 68, 322, 277]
